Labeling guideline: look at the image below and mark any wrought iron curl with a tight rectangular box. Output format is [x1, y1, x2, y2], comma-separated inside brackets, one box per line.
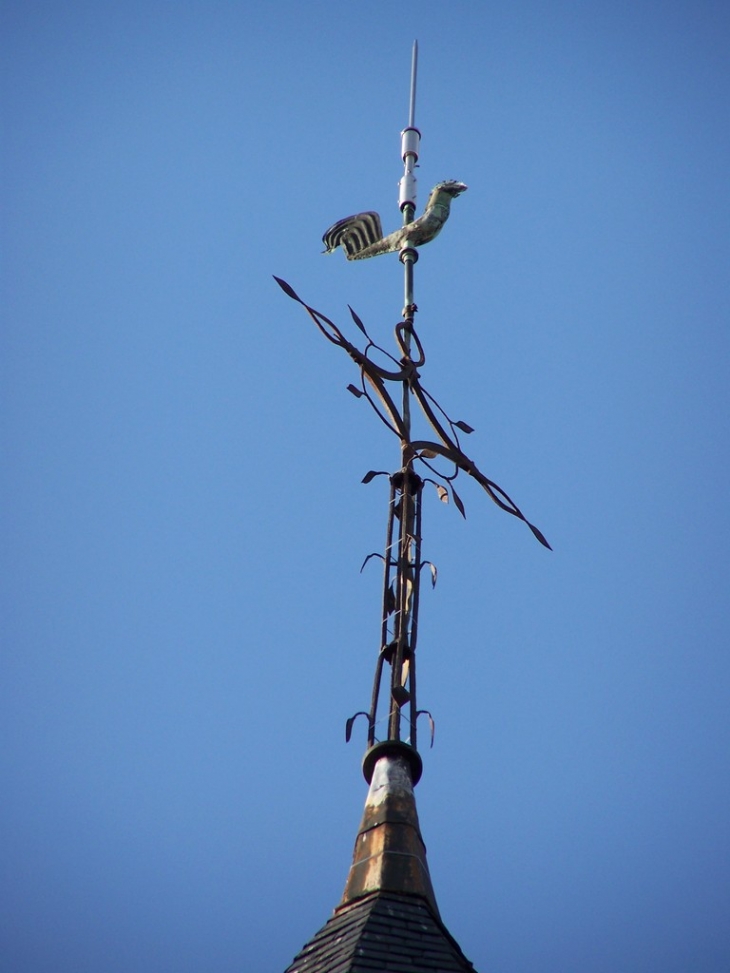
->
[273, 276, 551, 552]
[275, 274, 551, 761]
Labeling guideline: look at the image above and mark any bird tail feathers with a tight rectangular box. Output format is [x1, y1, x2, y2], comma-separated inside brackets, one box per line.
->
[322, 212, 383, 260]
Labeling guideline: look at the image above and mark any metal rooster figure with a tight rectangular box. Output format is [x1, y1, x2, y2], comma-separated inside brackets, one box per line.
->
[275, 42, 549, 776]
[322, 180, 468, 260]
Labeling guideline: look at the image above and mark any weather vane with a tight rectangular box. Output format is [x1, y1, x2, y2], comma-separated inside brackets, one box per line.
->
[275, 40, 550, 784]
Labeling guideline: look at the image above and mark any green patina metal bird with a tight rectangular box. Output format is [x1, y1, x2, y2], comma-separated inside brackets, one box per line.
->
[323, 180, 467, 260]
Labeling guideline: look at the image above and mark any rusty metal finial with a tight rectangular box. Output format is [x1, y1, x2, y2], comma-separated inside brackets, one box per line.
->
[274, 43, 550, 784]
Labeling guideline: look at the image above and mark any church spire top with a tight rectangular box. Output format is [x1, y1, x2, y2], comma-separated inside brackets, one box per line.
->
[278, 42, 549, 972]
[276, 42, 548, 785]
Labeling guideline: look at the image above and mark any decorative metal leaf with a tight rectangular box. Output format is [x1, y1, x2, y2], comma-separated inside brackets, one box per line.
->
[360, 552, 385, 572]
[419, 447, 439, 459]
[348, 305, 368, 336]
[347, 383, 364, 398]
[345, 711, 369, 743]
[429, 562, 437, 588]
[454, 420, 474, 434]
[417, 709, 436, 748]
[529, 523, 552, 549]
[272, 275, 301, 302]
[362, 470, 388, 484]
[451, 485, 466, 518]
[435, 484, 449, 504]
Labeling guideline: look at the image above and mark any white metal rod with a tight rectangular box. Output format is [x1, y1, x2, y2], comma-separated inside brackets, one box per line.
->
[408, 40, 418, 129]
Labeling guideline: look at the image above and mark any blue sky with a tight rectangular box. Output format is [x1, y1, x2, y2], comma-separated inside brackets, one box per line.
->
[2, 2, 729, 971]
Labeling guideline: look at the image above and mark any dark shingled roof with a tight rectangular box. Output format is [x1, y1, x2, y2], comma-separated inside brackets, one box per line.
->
[283, 891, 477, 973]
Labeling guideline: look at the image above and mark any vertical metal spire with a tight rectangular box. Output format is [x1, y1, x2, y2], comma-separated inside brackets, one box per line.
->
[363, 42, 426, 778]
[399, 40, 420, 222]
[408, 39, 418, 129]
[276, 38, 549, 786]
[390, 43, 421, 754]
[399, 40, 420, 322]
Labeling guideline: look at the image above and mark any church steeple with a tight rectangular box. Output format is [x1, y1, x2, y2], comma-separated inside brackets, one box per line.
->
[283, 743, 476, 973]
[277, 42, 548, 973]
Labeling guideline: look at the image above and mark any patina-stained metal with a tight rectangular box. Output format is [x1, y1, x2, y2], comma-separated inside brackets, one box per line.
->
[321, 181, 468, 260]
[339, 748, 437, 914]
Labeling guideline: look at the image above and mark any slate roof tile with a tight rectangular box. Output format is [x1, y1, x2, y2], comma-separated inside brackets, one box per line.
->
[283, 892, 477, 973]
